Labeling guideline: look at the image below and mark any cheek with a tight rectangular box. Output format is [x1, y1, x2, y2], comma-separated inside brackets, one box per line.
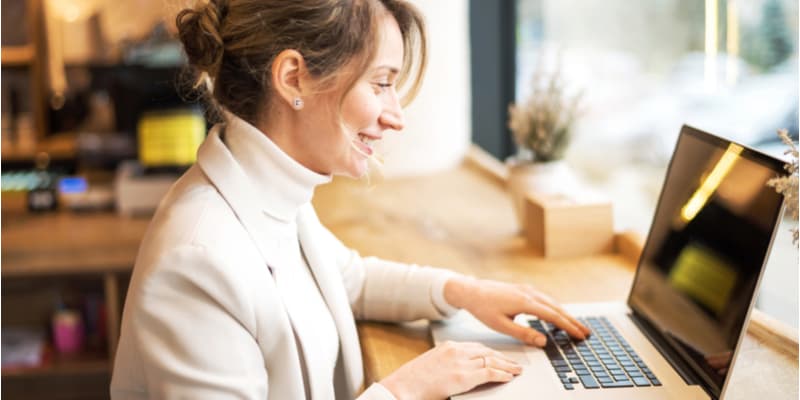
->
[341, 88, 381, 130]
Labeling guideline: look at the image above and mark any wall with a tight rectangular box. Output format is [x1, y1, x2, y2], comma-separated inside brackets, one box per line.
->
[379, 0, 472, 177]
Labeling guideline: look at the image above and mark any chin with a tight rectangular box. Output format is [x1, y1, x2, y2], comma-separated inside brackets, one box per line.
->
[344, 159, 369, 179]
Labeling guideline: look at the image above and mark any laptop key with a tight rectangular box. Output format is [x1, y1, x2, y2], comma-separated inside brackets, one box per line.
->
[579, 375, 600, 389]
[633, 377, 651, 387]
[600, 380, 634, 388]
[650, 378, 662, 386]
[564, 383, 574, 390]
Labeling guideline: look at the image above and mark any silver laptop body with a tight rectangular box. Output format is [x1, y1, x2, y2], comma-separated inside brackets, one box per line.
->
[433, 125, 787, 400]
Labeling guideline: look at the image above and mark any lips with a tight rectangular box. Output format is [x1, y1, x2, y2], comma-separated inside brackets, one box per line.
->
[354, 132, 381, 156]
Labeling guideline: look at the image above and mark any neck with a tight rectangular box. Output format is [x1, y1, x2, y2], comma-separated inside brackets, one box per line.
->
[256, 104, 327, 175]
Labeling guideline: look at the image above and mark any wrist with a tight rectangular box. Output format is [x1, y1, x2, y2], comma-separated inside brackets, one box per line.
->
[379, 374, 412, 400]
[443, 275, 478, 310]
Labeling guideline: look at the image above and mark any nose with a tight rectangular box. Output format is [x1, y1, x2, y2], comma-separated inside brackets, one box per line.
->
[379, 91, 405, 131]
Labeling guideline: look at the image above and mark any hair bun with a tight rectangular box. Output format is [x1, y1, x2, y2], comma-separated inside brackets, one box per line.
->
[176, 0, 229, 77]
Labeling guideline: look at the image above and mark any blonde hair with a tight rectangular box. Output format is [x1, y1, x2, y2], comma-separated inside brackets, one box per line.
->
[175, 0, 427, 126]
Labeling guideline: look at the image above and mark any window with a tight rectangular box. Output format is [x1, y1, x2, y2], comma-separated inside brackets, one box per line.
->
[515, 0, 798, 326]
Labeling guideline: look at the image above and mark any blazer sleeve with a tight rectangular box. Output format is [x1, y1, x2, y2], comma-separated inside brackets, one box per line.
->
[358, 383, 399, 400]
[129, 244, 268, 399]
[312, 208, 462, 322]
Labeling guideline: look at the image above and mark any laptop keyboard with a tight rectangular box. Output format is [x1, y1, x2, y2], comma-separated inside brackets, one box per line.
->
[528, 316, 661, 390]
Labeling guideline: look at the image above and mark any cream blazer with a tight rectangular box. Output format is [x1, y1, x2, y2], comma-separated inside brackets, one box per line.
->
[110, 124, 457, 399]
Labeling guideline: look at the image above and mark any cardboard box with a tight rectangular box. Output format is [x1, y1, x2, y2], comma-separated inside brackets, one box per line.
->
[525, 192, 614, 258]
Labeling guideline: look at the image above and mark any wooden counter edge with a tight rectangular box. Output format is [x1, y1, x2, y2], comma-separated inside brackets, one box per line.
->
[748, 308, 799, 359]
[464, 144, 508, 188]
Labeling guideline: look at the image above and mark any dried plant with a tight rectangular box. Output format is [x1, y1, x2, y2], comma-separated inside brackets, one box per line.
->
[507, 69, 582, 162]
[766, 129, 798, 246]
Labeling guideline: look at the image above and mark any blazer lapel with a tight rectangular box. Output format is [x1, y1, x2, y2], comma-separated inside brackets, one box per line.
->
[197, 125, 285, 270]
[197, 125, 309, 398]
[297, 210, 363, 398]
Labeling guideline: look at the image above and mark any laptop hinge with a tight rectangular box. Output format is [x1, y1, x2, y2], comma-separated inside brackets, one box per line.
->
[627, 311, 716, 399]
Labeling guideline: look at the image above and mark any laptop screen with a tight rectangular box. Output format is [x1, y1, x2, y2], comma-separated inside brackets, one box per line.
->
[627, 125, 785, 398]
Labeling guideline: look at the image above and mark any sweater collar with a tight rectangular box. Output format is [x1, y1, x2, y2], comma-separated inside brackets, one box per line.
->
[223, 114, 331, 223]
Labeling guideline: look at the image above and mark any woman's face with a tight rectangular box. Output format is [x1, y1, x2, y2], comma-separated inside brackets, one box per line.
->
[302, 14, 406, 178]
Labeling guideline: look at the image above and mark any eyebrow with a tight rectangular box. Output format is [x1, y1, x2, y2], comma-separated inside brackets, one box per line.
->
[373, 65, 400, 74]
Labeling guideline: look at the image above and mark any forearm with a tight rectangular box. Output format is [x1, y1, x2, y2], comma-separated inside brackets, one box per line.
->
[443, 275, 480, 310]
[356, 257, 460, 321]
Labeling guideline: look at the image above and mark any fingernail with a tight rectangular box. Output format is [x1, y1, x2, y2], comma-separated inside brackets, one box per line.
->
[535, 336, 547, 347]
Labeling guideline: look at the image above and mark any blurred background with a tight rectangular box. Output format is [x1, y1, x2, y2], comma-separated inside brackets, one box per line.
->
[1, 0, 797, 399]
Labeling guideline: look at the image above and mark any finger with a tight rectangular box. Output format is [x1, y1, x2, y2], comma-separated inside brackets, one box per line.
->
[472, 347, 519, 365]
[461, 367, 515, 391]
[525, 299, 586, 340]
[537, 295, 592, 336]
[479, 367, 515, 384]
[478, 356, 523, 376]
[532, 292, 592, 336]
[489, 315, 548, 347]
[461, 343, 520, 366]
[443, 341, 518, 365]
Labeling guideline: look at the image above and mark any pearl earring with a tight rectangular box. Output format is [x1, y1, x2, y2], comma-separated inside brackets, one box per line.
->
[292, 97, 304, 110]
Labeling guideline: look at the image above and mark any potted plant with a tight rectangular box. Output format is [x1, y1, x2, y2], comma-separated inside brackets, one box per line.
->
[506, 67, 583, 232]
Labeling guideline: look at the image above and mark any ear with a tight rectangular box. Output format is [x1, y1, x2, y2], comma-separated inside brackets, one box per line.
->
[271, 49, 309, 110]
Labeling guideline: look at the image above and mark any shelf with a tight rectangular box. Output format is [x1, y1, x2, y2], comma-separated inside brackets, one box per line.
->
[1, 132, 78, 162]
[2, 350, 109, 378]
[1, 45, 35, 67]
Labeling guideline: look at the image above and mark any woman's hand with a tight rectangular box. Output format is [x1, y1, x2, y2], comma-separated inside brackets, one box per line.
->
[444, 276, 591, 346]
[379, 341, 522, 400]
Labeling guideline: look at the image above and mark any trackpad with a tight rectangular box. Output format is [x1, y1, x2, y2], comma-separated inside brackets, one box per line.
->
[431, 311, 530, 365]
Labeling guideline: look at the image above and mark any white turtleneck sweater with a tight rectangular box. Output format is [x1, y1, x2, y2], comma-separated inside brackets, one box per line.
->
[224, 116, 457, 399]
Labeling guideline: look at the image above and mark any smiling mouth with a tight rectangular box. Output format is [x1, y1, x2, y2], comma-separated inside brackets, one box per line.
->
[355, 133, 379, 156]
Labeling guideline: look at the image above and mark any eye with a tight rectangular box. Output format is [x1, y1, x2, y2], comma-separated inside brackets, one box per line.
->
[372, 82, 393, 94]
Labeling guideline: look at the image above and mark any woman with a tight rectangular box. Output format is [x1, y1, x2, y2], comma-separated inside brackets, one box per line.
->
[110, 0, 590, 399]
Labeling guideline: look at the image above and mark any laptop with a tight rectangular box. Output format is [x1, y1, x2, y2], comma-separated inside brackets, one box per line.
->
[432, 125, 787, 399]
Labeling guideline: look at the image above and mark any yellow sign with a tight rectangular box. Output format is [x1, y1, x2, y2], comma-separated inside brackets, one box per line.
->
[138, 110, 206, 167]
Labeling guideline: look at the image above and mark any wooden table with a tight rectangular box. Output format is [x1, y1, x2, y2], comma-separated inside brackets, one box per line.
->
[312, 147, 799, 400]
[2, 147, 797, 399]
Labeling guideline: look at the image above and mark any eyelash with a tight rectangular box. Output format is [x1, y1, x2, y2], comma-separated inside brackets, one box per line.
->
[374, 82, 392, 92]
